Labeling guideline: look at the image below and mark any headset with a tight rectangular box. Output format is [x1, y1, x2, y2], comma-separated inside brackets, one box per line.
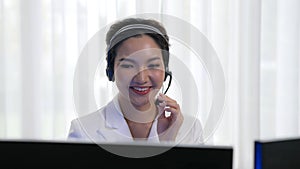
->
[106, 24, 173, 95]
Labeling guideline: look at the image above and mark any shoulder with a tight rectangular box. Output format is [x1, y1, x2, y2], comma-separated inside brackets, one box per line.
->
[182, 114, 202, 128]
[67, 106, 108, 141]
[71, 105, 107, 127]
[176, 114, 204, 145]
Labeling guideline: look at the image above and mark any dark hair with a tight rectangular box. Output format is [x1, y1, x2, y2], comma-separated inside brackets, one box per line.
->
[105, 18, 170, 81]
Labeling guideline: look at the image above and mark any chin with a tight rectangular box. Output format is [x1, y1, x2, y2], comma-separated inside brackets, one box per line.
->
[130, 98, 153, 110]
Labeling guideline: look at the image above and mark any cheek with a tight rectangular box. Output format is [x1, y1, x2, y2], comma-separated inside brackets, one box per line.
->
[152, 70, 165, 84]
[115, 70, 132, 85]
[114, 69, 138, 92]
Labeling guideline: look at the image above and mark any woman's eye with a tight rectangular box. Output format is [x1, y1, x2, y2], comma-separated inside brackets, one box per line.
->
[148, 64, 160, 68]
[120, 64, 133, 68]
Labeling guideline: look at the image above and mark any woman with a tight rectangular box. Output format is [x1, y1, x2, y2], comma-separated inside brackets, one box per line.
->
[67, 17, 203, 144]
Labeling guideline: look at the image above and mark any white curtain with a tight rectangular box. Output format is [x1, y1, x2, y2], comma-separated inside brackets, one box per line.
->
[1, 0, 300, 169]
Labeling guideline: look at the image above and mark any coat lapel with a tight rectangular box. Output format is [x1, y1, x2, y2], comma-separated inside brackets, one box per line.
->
[95, 96, 133, 142]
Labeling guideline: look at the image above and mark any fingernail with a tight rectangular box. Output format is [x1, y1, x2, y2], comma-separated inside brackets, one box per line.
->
[159, 102, 166, 107]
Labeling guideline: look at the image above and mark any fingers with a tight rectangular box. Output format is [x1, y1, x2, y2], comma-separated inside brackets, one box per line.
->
[156, 93, 181, 119]
[156, 93, 184, 141]
[157, 93, 180, 109]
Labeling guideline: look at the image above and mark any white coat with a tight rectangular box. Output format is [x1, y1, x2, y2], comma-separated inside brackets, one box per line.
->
[67, 96, 204, 145]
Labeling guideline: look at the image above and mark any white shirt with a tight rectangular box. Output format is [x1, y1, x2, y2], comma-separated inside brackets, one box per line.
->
[67, 96, 204, 145]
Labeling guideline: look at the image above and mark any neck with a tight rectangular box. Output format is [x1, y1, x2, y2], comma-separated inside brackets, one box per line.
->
[125, 117, 154, 140]
[118, 94, 157, 123]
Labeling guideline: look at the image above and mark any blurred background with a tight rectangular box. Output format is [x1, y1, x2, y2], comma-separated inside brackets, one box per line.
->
[0, 0, 300, 169]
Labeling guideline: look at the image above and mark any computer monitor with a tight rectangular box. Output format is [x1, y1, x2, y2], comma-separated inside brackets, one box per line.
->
[0, 139, 233, 169]
[254, 137, 300, 169]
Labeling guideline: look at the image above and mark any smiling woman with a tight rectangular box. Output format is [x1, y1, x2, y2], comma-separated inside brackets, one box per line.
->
[67, 17, 204, 145]
[114, 36, 165, 113]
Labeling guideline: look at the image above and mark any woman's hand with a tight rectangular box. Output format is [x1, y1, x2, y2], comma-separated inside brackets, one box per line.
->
[156, 93, 184, 142]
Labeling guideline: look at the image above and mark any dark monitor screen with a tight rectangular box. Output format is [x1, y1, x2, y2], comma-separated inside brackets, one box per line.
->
[0, 139, 233, 169]
[255, 137, 300, 169]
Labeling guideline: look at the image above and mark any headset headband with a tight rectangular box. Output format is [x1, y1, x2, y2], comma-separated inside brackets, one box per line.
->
[108, 24, 167, 51]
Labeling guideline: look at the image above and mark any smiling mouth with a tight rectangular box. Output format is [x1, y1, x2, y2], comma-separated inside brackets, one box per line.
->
[130, 86, 151, 95]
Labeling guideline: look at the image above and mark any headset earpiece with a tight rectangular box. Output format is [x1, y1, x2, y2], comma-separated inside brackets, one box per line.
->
[106, 49, 115, 81]
[106, 66, 114, 81]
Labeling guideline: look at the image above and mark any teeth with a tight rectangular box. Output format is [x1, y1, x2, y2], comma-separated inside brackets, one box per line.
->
[133, 87, 149, 91]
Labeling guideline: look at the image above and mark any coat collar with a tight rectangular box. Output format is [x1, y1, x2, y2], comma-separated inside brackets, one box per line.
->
[105, 95, 125, 129]
[103, 95, 160, 142]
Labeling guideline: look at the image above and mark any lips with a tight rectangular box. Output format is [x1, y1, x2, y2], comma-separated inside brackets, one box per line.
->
[130, 86, 151, 95]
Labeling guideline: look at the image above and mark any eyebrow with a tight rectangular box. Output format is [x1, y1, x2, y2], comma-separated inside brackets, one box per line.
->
[118, 56, 161, 63]
[118, 58, 135, 63]
[147, 57, 161, 62]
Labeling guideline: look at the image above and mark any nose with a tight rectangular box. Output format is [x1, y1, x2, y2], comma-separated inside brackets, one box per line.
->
[134, 68, 149, 84]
